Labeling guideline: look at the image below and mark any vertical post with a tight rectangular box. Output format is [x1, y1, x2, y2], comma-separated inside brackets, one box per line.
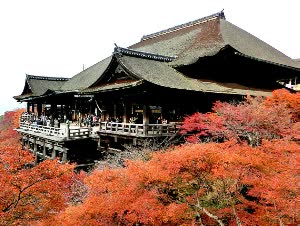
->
[33, 138, 38, 164]
[123, 104, 127, 123]
[62, 148, 68, 163]
[97, 136, 101, 148]
[27, 103, 30, 113]
[43, 140, 46, 159]
[21, 136, 25, 150]
[88, 124, 91, 137]
[33, 138, 37, 153]
[37, 103, 42, 116]
[113, 103, 117, 120]
[51, 143, 56, 159]
[143, 105, 149, 136]
[66, 121, 70, 139]
[31, 103, 35, 114]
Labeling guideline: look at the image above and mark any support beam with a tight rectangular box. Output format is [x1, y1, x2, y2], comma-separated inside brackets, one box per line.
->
[51, 144, 56, 159]
[143, 105, 149, 135]
[62, 149, 68, 163]
[37, 103, 42, 116]
[123, 105, 127, 123]
[27, 103, 30, 113]
[113, 103, 117, 119]
[43, 140, 46, 159]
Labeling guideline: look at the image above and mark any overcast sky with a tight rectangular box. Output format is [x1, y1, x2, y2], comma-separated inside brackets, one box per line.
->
[0, 0, 299, 115]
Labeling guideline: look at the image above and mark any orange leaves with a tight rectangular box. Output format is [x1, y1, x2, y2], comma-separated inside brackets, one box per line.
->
[0, 109, 77, 226]
[53, 139, 299, 225]
[181, 89, 299, 146]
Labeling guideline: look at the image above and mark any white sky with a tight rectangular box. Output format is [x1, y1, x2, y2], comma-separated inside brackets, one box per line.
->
[0, 0, 299, 115]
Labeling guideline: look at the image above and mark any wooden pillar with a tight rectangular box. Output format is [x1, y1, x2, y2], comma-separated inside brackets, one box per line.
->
[43, 140, 46, 159]
[66, 122, 70, 139]
[62, 148, 67, 163]
[33, 138, 37, 153]
[88, 124, 91, 137]
[113, 103, 117, 119]
[37, 103, 42, 116]
[97, 136, 101, 148]
[51, 144, 56, 159]
[27, 103, 30, 113]
[31, 103, 35, 113]
[123, 105, 127, 123]
[50, 104, 57, 117]
[33, 138, 38, 164]
[143, 105, 149, 135]
[21, 136, 25, 150]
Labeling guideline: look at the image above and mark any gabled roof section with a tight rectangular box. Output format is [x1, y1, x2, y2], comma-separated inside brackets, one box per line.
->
[129, 11, 299, 69]
[220, 20, 299, 69]
[117, 54, 272, 96]
[14, 74, 69, 101]
[60, 56, 113, 91]
[141, 11, 225, 41]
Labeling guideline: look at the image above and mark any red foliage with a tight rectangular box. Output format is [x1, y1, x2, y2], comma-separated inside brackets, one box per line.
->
[180, 89, 300, 145]
[0, 109, 81, 225]
[53, 140, 299, 225]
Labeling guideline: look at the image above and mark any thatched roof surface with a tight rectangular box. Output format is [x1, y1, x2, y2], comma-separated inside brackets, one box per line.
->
[14, 75, 69, 101]
[82, 80, 143, 93]
[60, 56, 113, 91]
[118, 55, 272, 96]
[130, 13, 299, 69]
[15, 11, 298, 101]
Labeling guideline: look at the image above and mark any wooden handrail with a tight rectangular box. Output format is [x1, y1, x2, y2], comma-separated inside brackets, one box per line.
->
[99, 122, 178, 136]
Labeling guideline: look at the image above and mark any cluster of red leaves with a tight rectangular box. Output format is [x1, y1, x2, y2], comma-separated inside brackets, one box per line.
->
[180, 89, 300, 145]
[0, 109, 84, 226]
[50, 139, 299, 226]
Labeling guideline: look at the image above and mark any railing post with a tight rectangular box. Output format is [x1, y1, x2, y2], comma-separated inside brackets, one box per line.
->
[66, 121, 70, 139]
[88, 124, 91, 137]
[43, 140, 46, 159]
[143, 124, 148, 136]
[62, 148, 68, 163]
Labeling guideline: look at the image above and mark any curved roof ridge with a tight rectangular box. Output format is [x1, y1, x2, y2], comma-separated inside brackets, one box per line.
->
[219, 19, 298, 68]
[141, 11, 225, 41]
[114, 45, 177, 62]
[26, 74, 69, 81]
[60, 56, 113, 91]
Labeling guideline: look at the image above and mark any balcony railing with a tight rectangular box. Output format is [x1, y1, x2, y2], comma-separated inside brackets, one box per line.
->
[99, 122, 179, 137]
[18, 115, 180, 139]
[19, 121, 66, 137]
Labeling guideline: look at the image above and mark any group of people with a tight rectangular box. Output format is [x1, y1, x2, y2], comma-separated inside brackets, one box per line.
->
[20, 112, 169, 129]
[20, 112, 61, 128]
[80, 114, 100, 127]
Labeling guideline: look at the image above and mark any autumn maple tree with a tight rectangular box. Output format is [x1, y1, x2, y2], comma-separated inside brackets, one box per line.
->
[1, 89, 299, 226]
[0, 110, 83, 226]
[180, 89, 300, 146]
[51, 139, 299, 226]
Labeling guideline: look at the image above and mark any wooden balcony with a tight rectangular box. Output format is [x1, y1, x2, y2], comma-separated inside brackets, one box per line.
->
[99, 122, 179, 137]
[17, 120, 180, 140]
[17, 121, 94, 141]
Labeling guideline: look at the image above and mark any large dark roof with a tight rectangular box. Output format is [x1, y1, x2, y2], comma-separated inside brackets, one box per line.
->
[15, 11, 298, 101]
[129, 12, 299, 69]
[117, 55, 272, 96]
[14, 74, 69, 101]
[61, 56, 113, 91]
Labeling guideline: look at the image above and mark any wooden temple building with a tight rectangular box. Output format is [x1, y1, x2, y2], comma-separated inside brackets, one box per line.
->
[14, 11, 300, 163]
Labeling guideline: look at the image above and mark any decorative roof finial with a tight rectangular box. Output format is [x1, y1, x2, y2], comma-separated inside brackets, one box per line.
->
[219, 9, 226, 20]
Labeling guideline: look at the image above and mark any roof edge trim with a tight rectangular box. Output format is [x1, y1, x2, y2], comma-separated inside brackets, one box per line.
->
[141, 10, 225, 41]
[234, 52, 300, 71]
[114, 46, 177, 62]
[26, 74, 70, 81]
